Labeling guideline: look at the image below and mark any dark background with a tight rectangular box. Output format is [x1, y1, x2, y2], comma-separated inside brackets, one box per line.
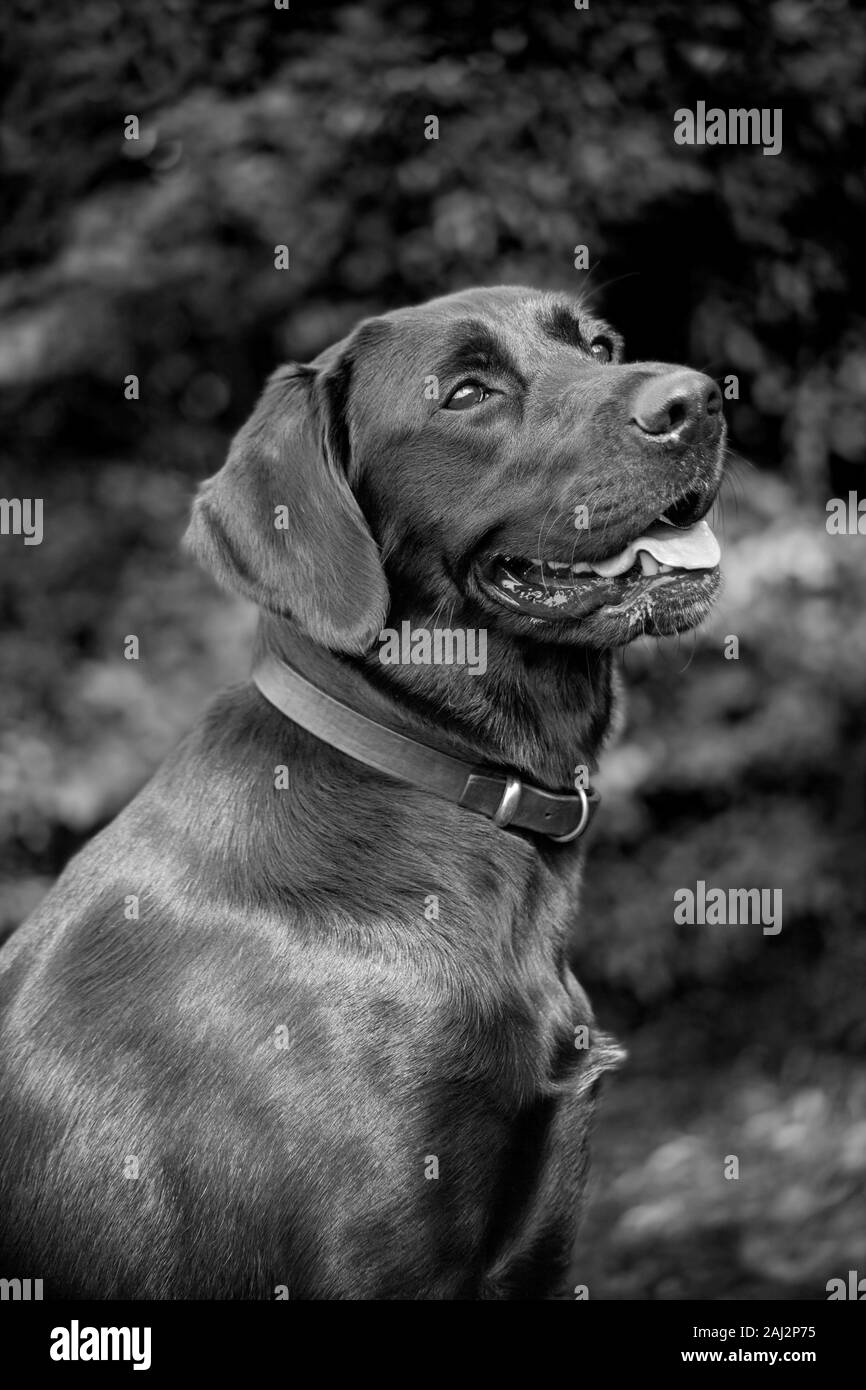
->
[1, 0, 864, 1299]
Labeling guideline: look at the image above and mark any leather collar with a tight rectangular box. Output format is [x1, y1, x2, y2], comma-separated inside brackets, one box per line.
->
[252, 652, 600, 843]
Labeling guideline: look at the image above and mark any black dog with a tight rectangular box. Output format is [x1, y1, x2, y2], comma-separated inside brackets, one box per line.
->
[0, 286, 725, 1299]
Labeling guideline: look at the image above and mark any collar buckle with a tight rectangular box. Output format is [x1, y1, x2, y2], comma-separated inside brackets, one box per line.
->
[547, 784, 591, 842]
[492, 775, 523, 828]
[253, 655, 601, 844]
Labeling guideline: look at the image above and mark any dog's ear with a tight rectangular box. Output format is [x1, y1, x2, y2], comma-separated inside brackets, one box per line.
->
[185, 360, 388, 654]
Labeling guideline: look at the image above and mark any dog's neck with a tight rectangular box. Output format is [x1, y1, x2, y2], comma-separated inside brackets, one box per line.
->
[256, 615, 615, 793]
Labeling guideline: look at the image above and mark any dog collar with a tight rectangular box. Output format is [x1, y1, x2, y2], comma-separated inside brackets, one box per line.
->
[252, 653, 600, 843]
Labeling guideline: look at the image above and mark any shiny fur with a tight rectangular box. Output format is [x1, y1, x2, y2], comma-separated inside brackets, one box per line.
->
[0, 287, 725, 1299]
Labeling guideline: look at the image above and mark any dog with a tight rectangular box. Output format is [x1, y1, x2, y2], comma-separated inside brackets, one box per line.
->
[0, 286, 725, 1299]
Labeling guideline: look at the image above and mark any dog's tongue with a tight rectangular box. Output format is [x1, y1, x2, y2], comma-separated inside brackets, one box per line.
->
[590, 518, 720, 578]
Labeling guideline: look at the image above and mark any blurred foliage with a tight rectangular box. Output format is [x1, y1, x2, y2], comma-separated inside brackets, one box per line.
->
[2, 0, 865, 488]
[0, 0, 863, 1299]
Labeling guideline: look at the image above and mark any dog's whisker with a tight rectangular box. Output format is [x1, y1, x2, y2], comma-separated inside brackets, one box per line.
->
[536, 509, 574, 593]
[674, 626, 700, 675]
[535, 502, 569, 590]
[578, 269, 641, 309]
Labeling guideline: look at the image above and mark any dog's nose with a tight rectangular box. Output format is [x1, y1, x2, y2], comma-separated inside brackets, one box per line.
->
[631, 370, 722, 443]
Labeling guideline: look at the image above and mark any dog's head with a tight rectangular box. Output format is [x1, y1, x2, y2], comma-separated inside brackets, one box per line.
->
[187, 286, 725, 654]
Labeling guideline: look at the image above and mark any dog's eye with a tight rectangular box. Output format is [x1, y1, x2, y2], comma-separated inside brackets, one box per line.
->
[589, 339, 613, 364]
[444, 381, 490, 410]
[589, 338, 613, 364]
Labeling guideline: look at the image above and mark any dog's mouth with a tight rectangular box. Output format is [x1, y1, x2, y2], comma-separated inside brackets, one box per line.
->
[478, 490, 721, 632]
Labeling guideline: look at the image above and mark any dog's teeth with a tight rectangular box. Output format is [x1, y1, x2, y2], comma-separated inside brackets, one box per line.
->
[547, 560, 571, 572]
[657, 562, 674, 573]
[639, 551, 660, 576]
[657, 515, 677, 527]
[570, 561, 592, 574]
